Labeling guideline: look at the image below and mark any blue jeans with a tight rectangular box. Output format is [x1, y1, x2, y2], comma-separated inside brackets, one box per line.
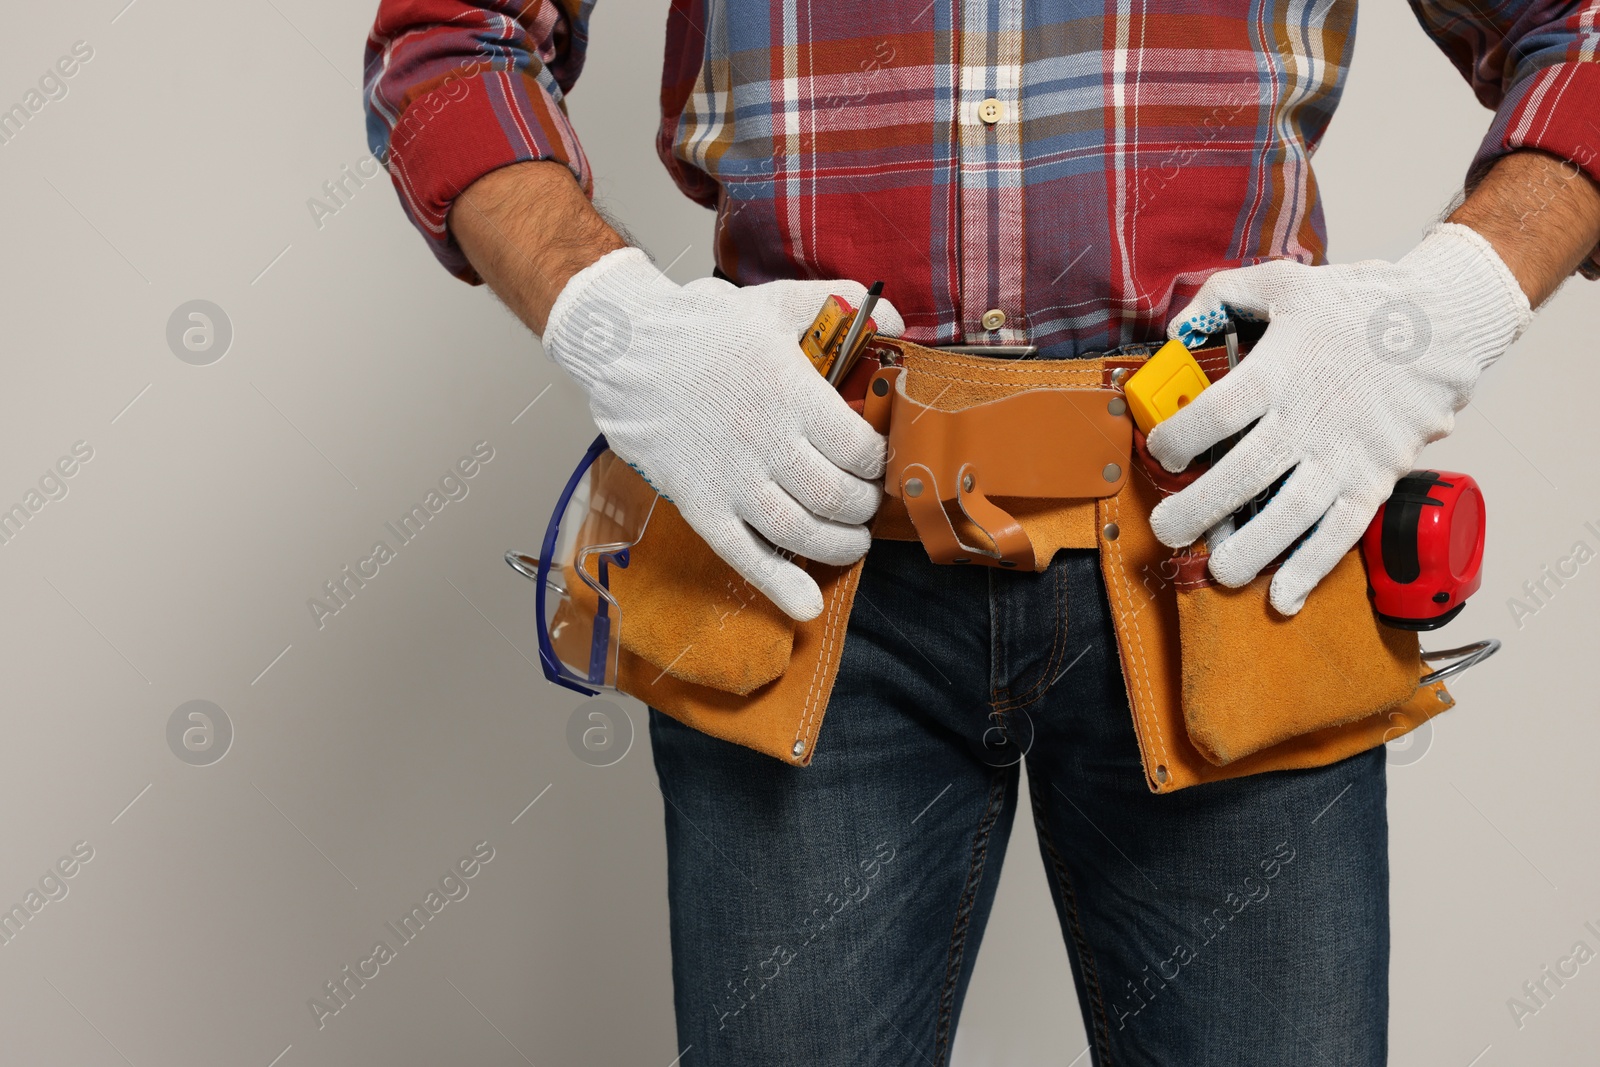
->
[650, 539, 1388, 1066]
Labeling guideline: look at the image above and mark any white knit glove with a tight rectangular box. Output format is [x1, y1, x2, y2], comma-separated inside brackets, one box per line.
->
[540, 247, 903, 621]
[1147, 223, 1531, 615]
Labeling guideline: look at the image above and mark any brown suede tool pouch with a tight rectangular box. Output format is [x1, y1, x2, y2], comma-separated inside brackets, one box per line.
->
[1171, 544, 1422, 765]
[557, 453, 796, 697]
[1096, 356, 1457, 793]
[550, 453, 854, 766]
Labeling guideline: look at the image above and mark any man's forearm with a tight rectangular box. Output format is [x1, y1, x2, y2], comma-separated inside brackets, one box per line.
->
[449, 160, 628, 335]
[1449, 149, 1600, 307]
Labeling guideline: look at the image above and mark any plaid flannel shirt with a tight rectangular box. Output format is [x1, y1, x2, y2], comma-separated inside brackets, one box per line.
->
[364, 0, 1600, 356]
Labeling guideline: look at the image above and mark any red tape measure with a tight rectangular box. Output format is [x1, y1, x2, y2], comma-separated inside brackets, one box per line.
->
[1360, 470, 1485, 631]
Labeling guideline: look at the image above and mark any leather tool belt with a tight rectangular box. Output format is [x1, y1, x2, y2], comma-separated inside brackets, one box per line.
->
[861, 352, 1130, 570]
[584, 338, 1454, 791]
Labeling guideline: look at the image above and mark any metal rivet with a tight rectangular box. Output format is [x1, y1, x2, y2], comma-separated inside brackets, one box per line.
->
[905, 478, 923, 497]
[872, 376, 890, 396]
[792, 740, 806, 758]
[1108, 397, 1127, 417]
[1437, 689, 1454, 706]
[1102, 463, 1122, 482]
[1155, 765, 1170, 784]
[1110, 367, 1129, 386]
[1103, 522, 1120, 541]
[962, 473, 975, 492]
[999, 560, 1017, 568]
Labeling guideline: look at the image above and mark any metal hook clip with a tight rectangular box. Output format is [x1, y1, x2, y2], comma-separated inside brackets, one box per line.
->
[1419, 638, 1500, 686]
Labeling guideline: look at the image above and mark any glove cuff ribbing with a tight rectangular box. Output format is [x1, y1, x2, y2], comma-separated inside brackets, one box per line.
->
[1416, 222, 1534, 345]
[539, 245, 658, 382]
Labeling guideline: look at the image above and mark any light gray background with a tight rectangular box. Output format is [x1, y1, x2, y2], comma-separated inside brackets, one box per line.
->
[1, 2, 1595, 1064]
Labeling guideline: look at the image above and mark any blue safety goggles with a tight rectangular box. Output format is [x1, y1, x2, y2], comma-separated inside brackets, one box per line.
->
[505, 434, 659, 697]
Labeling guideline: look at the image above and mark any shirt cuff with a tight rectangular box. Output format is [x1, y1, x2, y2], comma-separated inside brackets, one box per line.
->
[383, 72, 592, 284]
[1469, 61, 1600, 280]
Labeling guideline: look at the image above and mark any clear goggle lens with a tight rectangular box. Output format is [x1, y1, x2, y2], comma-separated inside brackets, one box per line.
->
[507, 441, 658, 695]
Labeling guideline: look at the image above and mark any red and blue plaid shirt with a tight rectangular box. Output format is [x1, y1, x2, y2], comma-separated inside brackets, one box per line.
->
[364, 0, 1600, 356]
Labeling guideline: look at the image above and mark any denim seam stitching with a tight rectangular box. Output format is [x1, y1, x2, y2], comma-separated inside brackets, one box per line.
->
[1029, 774, 1118, 1066]
[988, 566, 1006, 707]
[932, 771, 1009, 1066]
[993, 554, 1070, 715]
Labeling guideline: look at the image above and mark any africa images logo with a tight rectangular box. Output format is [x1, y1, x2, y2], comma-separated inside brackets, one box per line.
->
[308, 442, 495, 630]
[308, 841, 496, 1030]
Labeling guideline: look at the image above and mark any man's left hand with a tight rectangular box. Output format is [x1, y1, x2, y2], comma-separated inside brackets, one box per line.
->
[1146, 222, 1531, 615]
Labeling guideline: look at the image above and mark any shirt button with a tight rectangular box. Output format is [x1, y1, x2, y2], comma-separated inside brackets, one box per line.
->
[978, 98, 1004, 125]
[981, 308, 1006, 331]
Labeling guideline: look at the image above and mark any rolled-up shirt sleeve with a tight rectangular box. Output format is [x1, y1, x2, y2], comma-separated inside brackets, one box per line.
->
[1410, 0, 1600, 277]
[363, 0, 595, 282]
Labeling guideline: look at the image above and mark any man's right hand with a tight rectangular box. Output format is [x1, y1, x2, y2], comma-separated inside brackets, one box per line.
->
[540, 247, 902, 621]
